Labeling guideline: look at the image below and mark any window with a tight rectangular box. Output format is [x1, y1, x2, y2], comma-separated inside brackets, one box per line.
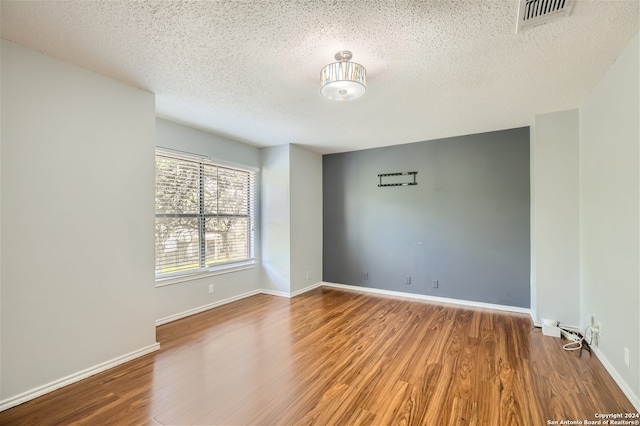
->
[155, 149, 257, 279]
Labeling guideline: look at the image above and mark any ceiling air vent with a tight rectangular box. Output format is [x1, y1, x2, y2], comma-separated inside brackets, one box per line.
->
[517, 0, 575, 32]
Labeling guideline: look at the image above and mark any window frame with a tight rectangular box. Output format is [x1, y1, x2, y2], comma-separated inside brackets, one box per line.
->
[154, 148, 258, 285]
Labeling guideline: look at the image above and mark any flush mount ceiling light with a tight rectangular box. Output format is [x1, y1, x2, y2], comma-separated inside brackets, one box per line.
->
[320, 51, 366, 101]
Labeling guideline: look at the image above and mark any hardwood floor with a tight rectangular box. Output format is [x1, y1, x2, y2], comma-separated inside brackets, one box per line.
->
[1, 287, 636, 425]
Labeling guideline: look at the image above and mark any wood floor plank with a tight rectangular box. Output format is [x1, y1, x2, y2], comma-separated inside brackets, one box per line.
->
[0, 288, 636, 425]
[344, 407, 378, 426]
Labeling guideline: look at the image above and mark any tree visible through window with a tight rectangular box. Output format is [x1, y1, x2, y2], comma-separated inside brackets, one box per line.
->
[155, 149, 256, 278]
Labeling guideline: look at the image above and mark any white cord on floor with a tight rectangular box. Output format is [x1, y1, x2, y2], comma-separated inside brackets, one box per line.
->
[557, 324, 597, 351]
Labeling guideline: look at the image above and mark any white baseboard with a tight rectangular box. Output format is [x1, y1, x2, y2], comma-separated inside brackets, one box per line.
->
[156, 283, 323, 326]
[260, 288, 292, 298]
[591, 346, 640, 412]
[155, 289, 262, 326]
[0, 342, 160, 412]
[321, 282, 532, 315]
[157, 281, 528, 328]
[259, 282, 323, 299]
[291, 282, 324, 297]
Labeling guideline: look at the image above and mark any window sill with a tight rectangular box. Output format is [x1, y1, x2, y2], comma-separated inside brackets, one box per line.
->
[155, 261, 258, 288]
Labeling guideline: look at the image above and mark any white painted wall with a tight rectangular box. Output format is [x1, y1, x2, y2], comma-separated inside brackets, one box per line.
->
[1, 40, 157, 400]
[260, 144, 322, 296]
[154, 119, 262, 322]
[156, 118, 261, 169]
[261, 145, 291, 294]
[0, 43, 3, 396]
[580, 33, 639, 406]
[289, 144, 322, 293]
[529, 126, 537, 322]
[531, 109, 581, 326]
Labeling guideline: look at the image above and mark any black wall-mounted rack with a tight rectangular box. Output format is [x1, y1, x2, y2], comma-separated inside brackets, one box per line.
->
[378, 171, 418, 187]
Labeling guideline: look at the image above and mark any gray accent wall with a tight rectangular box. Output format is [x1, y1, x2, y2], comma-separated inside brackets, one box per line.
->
[323, 127, 530, 308]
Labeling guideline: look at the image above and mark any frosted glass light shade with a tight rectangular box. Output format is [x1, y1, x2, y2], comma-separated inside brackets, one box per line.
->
[320, 60, 366, 101]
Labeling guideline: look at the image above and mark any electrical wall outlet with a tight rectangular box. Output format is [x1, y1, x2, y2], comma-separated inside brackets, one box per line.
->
[363, 272, 368, 280]
[432, 280, 439, 288]
[208, 284, 214, 294]
[306, 271, 312, 280]
[404, 276, 411, 285]
[624, 347, 630, 367]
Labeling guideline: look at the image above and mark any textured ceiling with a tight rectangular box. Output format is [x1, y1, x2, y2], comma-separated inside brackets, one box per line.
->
[1, 1, 638, 154]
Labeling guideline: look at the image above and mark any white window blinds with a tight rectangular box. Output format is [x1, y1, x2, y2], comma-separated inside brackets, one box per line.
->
[155, 149, 257, 278]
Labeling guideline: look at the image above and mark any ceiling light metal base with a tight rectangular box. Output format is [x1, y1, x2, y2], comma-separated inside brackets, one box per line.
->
[334, 50, 353, 62]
